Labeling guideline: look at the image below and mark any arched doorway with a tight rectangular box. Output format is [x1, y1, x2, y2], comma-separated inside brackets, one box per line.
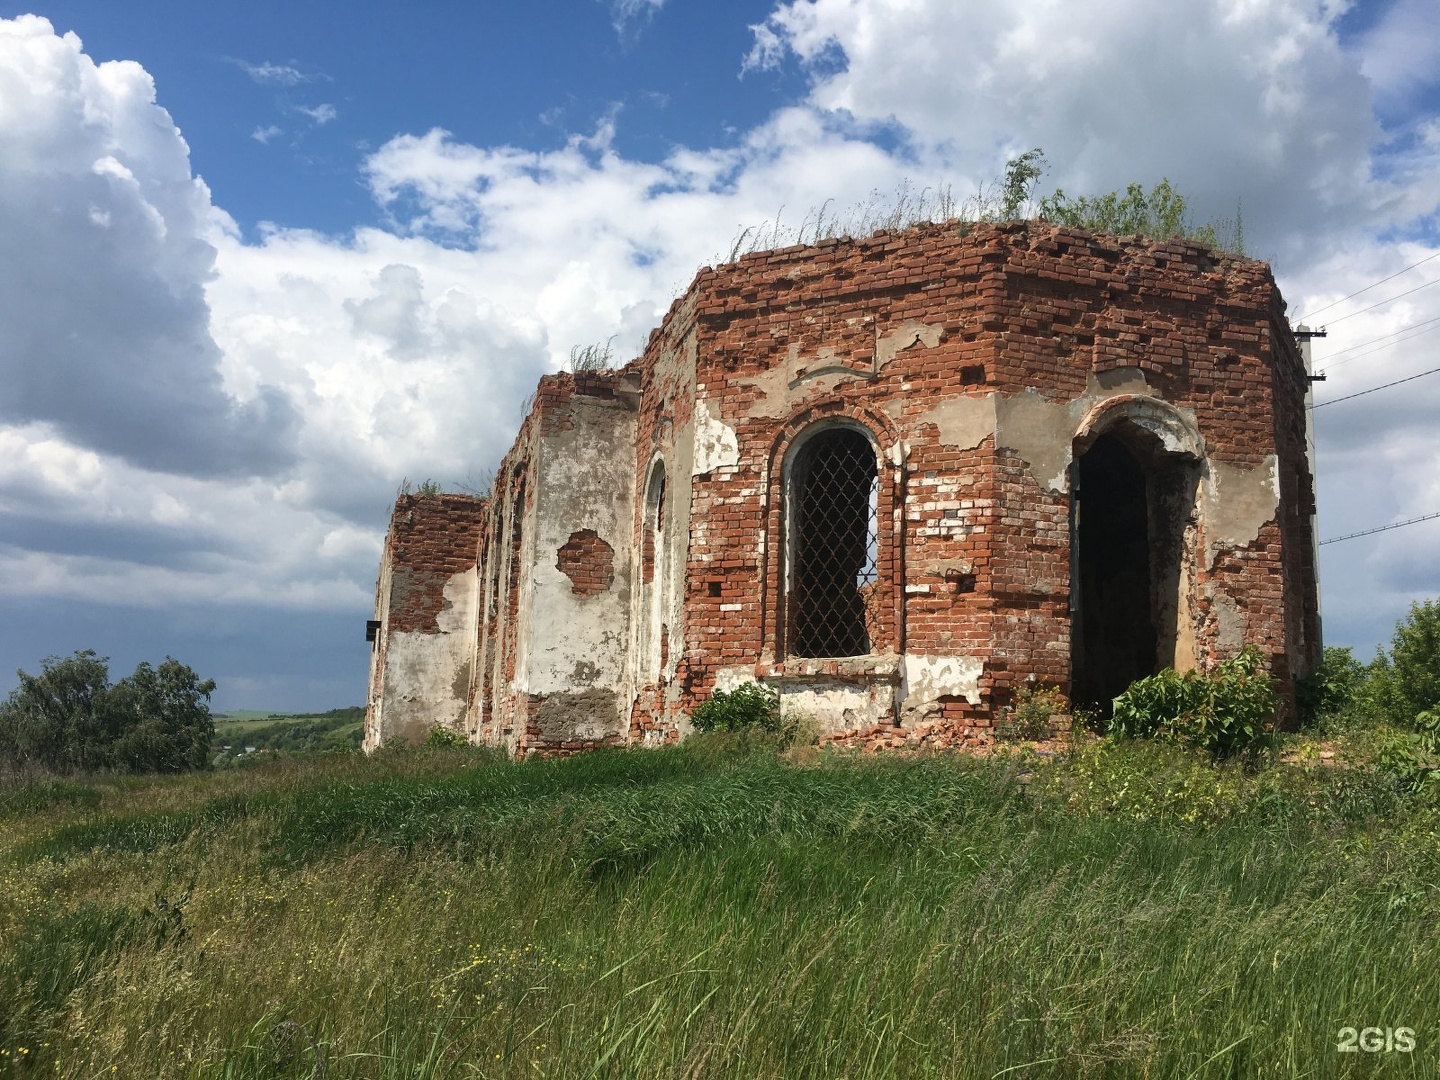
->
[1070, 413, 1201, 709]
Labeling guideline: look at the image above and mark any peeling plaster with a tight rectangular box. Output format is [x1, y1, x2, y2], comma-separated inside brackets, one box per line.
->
[1203, 455, 1280, 567]
[995, 389, 1087, 493]
[775, 681, 896, 734]
[534, 688, 621, 741]
[916, 393, 996, 451]
[876, 320, 944, 365]
[900, 654, 983, 726]
[740, 361, 846, 419]
[1213, 592, 1246, 650]
[693, 398, 740, 475]
[712, 667, 756, 694]
[377, 567, 476, 744]
[994, 369, 1201, 494]
[523, 397, 635, 742]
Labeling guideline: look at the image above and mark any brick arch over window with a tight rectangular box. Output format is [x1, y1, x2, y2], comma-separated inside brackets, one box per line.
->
[762, 405, 903, 661]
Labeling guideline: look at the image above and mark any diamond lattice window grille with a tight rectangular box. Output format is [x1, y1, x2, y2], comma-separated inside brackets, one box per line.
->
[786, 427, 881, 658]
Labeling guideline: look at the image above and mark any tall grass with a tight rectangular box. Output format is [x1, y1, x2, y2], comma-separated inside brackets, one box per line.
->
[1, 740, 1435, 1078]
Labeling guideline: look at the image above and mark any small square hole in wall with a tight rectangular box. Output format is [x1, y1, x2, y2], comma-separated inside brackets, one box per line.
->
[707, 581, 722, 597]
[945, 570, 977, 594]
[960, 365, 986, 385]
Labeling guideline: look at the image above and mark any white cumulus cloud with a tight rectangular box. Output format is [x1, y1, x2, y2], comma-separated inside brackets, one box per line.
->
[0, 15, 299, 479]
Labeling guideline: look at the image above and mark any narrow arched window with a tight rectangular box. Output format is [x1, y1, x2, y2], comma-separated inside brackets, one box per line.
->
[785, 426, 880, 658]
[641, 460, 668, 677]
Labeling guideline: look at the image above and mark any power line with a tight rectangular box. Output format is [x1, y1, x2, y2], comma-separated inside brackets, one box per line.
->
[1318, 314, 1440, 371]
[1320, 511, 1440, 546]
[1321, 277, 1440, 328]
[1296, 249, 1440, 322]
[1310, 364, 1440, 408]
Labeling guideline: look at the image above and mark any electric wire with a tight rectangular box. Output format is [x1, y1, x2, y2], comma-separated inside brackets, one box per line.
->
[1310, 364, 1440, 408]
[1319, 277, 1440, 328]
[1296, 249, 1440, 323]
[1316, 314, 1440, 371]
[1320, 511, 1440, 546]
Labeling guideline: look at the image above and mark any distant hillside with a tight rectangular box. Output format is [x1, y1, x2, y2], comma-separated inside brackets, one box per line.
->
[212, 706, 363, 758]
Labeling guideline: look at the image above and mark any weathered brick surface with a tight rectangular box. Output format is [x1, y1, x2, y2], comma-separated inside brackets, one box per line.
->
[555, 529, 615, 597]
[366, 220, 1322, 754]
[383, 494, 486, 634]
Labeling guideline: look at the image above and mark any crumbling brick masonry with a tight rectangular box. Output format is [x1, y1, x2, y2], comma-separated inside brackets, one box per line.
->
[363, 220, 1322, 754]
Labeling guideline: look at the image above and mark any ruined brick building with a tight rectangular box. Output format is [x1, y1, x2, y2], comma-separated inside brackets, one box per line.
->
[363, 220, 1321, 754]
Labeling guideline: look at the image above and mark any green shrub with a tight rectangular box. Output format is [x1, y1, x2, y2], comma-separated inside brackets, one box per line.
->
[422, 725, 468, 748]
[687, 682, 819, 754]
[1107, 646, 1278, 758]
[994, 685, 1065, 742]
[689, 683, 782, 734]
[1295, 645, 1369, 729]
[1376, 709, 1440, 792]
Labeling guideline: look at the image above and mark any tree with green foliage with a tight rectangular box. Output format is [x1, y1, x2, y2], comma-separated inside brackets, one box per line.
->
[1370, 599, 1440, 725]
[0, 651, 215, 774]
[1296, 645, 1370, 727]
[1000, 147, 1047, 220]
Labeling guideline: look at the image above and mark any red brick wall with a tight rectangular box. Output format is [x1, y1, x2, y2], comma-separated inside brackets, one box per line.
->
[385, 220, 1319, 755]
[635, 220, 1317, 735]
[556, 529, 615, 597]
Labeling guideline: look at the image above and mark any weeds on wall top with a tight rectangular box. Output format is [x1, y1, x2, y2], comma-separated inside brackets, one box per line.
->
[396, 477, 443, 497]
[568, 336, 616, 373]
[723, 149, 1245, 262]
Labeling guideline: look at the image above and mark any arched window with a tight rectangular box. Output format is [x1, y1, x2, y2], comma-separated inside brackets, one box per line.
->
[784, 425, 880, 658]
[640, 459, 668, 677]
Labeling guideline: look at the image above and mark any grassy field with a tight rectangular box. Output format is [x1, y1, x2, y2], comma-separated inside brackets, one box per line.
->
[212, 707, 365, 758]
[1, 735, 1436, 1079]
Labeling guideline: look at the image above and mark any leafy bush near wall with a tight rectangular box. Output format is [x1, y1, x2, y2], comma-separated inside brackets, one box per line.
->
[1107, 647, 1278, 758]
[422, 725, 468, 749]
[690, 683, 782, 734]
[994, 686, 1068, 742]
[688, 682, 820, 753]
[1295, 645, 1371, 729]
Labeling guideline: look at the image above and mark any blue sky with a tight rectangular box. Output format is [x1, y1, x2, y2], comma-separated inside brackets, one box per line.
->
[0, 0, 1438, 711]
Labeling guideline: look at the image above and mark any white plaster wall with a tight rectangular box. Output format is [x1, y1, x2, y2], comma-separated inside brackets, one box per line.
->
[377, 567, 478, 745]
[525, 397, 637, 730]
[900, 654, 984, 726]
[692, 397, 739, 475]
[710, 652, 983, 736]
[776, 681, 897, 734]
[1202, 455, 1280, 567]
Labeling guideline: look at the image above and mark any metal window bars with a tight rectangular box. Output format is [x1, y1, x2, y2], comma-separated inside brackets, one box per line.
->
[786, 427, 881, 658]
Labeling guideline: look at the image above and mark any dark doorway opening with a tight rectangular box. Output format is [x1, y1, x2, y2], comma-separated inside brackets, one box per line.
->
[1072, 433, 1158, 708]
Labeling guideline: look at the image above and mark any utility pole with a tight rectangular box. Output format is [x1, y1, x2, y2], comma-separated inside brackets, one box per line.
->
[1296, 324, 1327, 652]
